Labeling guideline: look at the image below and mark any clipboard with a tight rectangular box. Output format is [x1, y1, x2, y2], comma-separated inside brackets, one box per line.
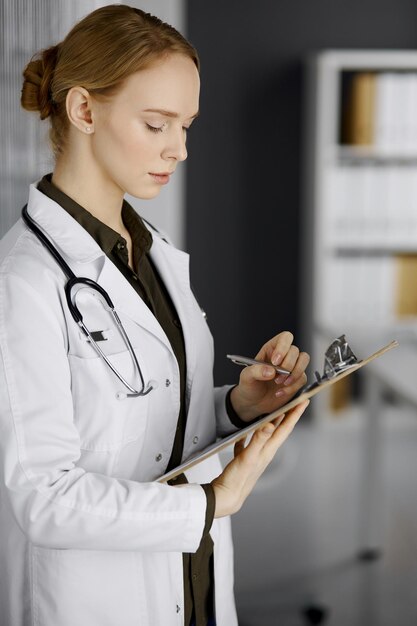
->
[158, 340, 398, 483]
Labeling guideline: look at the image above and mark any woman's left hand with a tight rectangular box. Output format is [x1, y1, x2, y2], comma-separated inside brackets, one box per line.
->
[230, 331, 310, 422]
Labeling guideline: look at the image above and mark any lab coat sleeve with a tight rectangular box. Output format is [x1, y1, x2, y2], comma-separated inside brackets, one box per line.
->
[214, 385, 240, 438]
[0, 268, 207, 553]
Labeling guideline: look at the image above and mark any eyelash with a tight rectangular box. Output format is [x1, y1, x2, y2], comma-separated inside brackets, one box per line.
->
[146, 123, 191, 135]
[146, 124, 165, 134]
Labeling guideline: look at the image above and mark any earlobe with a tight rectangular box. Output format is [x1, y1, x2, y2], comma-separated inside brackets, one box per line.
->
[66, 86, 94, 134]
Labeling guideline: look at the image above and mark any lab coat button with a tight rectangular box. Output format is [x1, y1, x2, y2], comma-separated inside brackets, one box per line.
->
[155, 453, 163, 462]
[165, 379, 171, 387]
[176, 605, 181, 613]
[193, 436, 199, 444]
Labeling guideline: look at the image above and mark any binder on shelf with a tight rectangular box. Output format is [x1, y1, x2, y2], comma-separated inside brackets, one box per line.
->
[321, 254, 394, 328]
[395, 255, 417, 317]
[342, 70, 417, 154]
[344, 72, 376, 146]
[326, 165, 417, 248]
[374, 72, 396, 153]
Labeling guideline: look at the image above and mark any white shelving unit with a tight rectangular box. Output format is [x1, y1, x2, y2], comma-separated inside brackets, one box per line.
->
[301, 50, 417, 414]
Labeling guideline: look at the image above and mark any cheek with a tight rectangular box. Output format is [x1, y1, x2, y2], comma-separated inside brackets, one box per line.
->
[94, 120, 154, 168]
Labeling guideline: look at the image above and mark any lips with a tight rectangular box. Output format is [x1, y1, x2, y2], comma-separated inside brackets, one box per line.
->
[149, 172, 173, 185]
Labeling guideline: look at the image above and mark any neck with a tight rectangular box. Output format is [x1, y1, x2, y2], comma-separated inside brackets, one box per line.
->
[52, 152, 125, 233]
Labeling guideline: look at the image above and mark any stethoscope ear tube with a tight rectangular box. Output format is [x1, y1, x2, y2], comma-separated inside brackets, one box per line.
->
[22, 205, 77, 281]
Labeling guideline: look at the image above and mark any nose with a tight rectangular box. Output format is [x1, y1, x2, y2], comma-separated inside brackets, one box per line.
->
[163, 127, 188, 163]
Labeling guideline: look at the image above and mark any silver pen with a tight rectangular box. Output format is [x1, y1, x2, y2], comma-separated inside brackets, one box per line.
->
[226, 354, 291, 376]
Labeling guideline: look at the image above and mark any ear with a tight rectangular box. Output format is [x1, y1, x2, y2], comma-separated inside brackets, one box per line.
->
[66, 86, 94, 134]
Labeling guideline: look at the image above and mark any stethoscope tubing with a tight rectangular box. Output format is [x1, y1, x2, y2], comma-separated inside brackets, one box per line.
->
[21, 205, 153, 398]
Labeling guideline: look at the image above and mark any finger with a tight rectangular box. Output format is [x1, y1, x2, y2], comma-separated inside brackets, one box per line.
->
[274, 372, 307, 399]
[280, 345, 299, 372]
[240, 363, 276, 384]
[234, 436, 247, 457]
[266, 400, 309, 447]
[249, 402, 309, 468]
[281, 372, 308, 395]
[243, 422, 276, 459]
[274, 345, 299, 384]
[256, 331, 294, 366]
[282, 351, 310, 387]
[277, 400, 309, 430]
[271, 414, 286, 428]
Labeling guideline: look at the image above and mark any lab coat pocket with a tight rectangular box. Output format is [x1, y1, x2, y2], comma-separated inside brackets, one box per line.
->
[68, 349, 149, 451]
[32, 547, 144, 626]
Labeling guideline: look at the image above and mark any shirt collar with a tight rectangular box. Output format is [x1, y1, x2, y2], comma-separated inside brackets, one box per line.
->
[37, 173, 153, 259]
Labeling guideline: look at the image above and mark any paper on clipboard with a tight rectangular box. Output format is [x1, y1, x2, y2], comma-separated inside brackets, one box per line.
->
[157, 340, 398, 483]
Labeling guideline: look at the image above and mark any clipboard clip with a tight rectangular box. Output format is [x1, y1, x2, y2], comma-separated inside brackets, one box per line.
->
[319, 334, 359, 381]
[301, 334, 360, 394]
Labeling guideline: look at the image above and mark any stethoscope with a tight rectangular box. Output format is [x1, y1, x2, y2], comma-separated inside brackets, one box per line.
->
[22, 205, 156, 399]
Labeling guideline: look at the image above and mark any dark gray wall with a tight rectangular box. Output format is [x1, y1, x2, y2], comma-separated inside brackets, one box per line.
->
[186, 0, 417, 385]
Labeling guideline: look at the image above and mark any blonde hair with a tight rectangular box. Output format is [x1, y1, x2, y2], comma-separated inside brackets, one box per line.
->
[21, 4, 199, 156]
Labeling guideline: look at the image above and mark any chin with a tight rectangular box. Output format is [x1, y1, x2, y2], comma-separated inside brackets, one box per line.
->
[127, 187, 162, 201]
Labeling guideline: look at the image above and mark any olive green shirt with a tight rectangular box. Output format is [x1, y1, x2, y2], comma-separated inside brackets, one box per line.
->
[37, 174, 216, 626]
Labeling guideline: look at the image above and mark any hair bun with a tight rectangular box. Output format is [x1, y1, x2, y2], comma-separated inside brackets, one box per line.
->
[21, 45, 60, 119]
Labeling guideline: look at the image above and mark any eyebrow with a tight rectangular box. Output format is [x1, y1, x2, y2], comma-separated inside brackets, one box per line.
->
[142, 108, 199, 120]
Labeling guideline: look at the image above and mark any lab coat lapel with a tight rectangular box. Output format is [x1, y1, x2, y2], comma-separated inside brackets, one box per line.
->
[98, 235, 198, 392]
[149, 238, 197, 386]
[96, 257, 170, 349]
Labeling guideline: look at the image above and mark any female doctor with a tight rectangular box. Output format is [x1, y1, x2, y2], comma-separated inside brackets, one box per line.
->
[0, 5, 310, 626]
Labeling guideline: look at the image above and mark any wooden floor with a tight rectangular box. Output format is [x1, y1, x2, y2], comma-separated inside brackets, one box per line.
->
[225, 402, 417, 626]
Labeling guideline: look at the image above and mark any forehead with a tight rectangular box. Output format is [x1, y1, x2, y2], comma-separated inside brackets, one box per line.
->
[116, 54, 200, 116]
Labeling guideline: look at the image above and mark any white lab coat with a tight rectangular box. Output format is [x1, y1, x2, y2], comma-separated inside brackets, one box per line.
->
[0, 183, 239, 626]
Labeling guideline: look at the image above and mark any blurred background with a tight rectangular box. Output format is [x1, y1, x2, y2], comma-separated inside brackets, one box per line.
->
[1, 1, 417, 624]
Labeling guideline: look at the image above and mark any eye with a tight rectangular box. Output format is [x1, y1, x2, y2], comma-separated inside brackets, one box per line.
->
[146, 123, 165, 134]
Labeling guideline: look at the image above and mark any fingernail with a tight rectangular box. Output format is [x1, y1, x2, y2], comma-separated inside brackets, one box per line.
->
[284, 376, 293, 386]
[263, 366, 275, 377]
[275, 389, 285, 397]
[274, 374, 286, 385]
[271, 353, 281, 365]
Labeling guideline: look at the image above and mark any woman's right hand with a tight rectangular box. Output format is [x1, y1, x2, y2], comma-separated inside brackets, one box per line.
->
[212, 400, 309, 518]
